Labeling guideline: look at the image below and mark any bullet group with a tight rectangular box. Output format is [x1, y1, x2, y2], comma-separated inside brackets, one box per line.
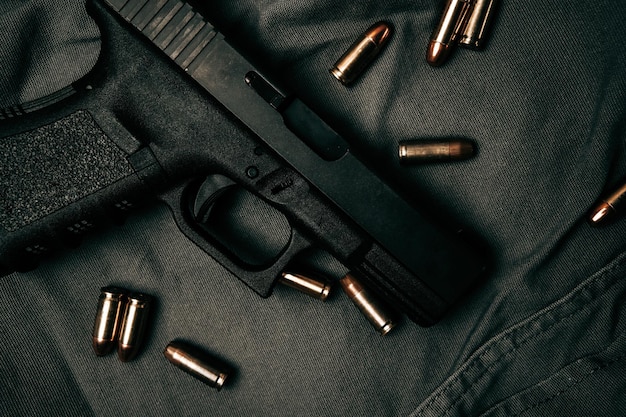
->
[92, 286, 230, 390]
[92, 286, 152, 362]
[427, 0, 499, 66]
[90, 267, 402, 394]
[278, 269, 397, 335]
[328, 1, 499, 80]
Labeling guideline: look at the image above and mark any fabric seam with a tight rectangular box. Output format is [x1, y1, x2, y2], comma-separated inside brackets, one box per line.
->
[513, 353, 626, 417]
[413, 252, 626, 417]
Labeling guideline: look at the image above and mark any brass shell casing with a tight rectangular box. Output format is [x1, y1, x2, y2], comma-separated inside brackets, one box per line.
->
[118, 293, 152, 362]
[92, 286, 128, 356]
[398, 139, 475, 163]
[331, 21, 392, 85]
[340, 273, 395, 335]
[279, 272, 332, 300]
[164, 341, 229, 390]
[458, 0, 498, 49]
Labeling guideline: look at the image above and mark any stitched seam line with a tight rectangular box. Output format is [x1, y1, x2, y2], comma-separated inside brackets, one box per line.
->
[514, 353, 626, 417]
[415, 253, 626, 417]
[475, 333, 626, 417]
[439, 290, 607, 416]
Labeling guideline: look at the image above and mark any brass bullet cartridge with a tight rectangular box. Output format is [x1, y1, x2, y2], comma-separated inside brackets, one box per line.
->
[458, 0, 498, 50]
[279, 271, 332, 300]
[164, 341, 229, 390]
[118, 292, 152, 362]
[426, 0, 473, 66]
[588, 179, 626, 226]
[330, 21, 392, 85]
[339, 273, 396, 335]
[398, 139, 475, 163]
[92, 286, 128, 356]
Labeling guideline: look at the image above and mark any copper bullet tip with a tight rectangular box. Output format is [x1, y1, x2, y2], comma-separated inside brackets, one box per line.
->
[92, 338, 115, 357]
[588, 202, 615, 226]
[339, 273, 362, 297]
[117, 344, 136, 362]
[365, 21, 392, 45]
[426, 0, 473, 66]
[588, 179, 626, 226]
[450, 140, 476, 159]
[426, 41, 452, 67]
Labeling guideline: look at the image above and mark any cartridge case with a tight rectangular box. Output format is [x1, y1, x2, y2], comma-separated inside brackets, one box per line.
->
[279, 271, 332, 300]
[458, 0, 498, 49]
[118, 292, 152, 362]
[399, 139, 475, 162]
[339, 273, 396, 335]
[588, 179, 626, 226]
[164, 340, 229, 390]
[426, 0, 473, 66]
[92, 286, 128, 356]
[330, 21, 392, 85]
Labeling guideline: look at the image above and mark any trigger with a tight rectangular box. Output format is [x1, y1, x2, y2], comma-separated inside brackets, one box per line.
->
[191, 176, 236, 223]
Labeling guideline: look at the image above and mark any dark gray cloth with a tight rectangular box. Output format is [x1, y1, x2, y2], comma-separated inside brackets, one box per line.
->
[1, 0, 625, 416]
[0, 0, 100, 110]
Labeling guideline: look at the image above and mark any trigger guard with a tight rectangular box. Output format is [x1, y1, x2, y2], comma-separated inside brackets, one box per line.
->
[159, 179, 317, 297]
[184, 174, 294, 269]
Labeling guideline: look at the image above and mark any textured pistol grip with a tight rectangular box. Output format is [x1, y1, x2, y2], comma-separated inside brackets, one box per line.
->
[0, 110, 153, 273]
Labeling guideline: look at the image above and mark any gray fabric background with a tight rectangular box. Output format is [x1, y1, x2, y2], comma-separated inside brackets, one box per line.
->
[1, 0, 625, 416]
[0, 0, 100, 109]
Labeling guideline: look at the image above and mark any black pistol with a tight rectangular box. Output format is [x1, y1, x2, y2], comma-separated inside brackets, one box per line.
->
[0, 0, 487, 326]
